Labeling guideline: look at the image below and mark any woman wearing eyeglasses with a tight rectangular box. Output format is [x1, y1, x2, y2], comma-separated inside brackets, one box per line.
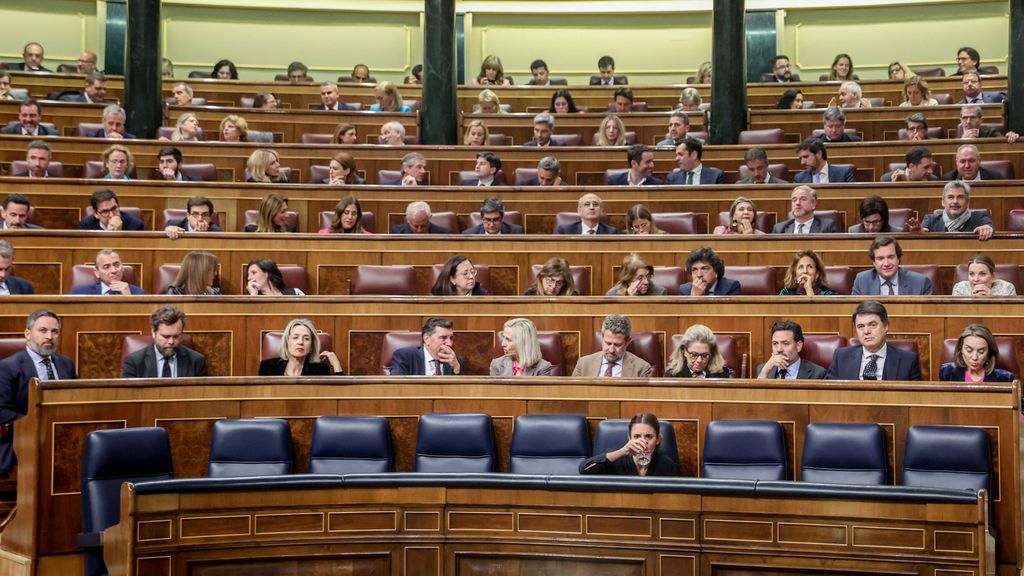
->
[431, 254, 488, 296]
[606, 253, 667, 296]
[664, 324, 731, 378]
[523, 257, 580, 296]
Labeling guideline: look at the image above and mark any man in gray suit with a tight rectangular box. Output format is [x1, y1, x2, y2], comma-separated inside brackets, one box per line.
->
[756, 321, 827, 380]
[851, 236, 933, 296]
[572, 315, 653, 377]
[737, 147, 787, 184]
[121, 306, 208, 378]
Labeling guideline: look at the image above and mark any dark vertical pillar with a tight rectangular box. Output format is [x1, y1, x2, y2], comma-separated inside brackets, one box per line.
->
[103, 0, 127, 75]
[124, 0, 162, 140]
[1008, 0, 1024, 134]
[422, 0, 457, 145]
[455, 13, 466, 86]
[745, 11, 776, 83]
[711, 0, 747, 145]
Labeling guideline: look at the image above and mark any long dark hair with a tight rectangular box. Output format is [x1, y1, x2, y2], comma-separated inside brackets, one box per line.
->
[549, 89, 579, 113]
[628, 413, 662, 453]
[247, 259, 285, 292]
[328, 195, 364, 233]
[432, 254, 472, 296]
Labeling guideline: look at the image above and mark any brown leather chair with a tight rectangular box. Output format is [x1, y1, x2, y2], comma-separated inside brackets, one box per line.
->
[980, 160, 1014, 180]
[380, 332, 423, 374]
[977, 65, 999, 75]
[736, 163, 790, 183]
[590, 131, 637, 146]
[688, 131, 709, 142]
[902, 264, 942, 294]
[261, 331, 333, 362]
[466, 211, 523, 229]
[941, 337, 1020, 376]
[912, 66, 945, 77]
[84, 206, 144, 226]
[1006, 209, 1024, 231]
[122, 334, 194, 365]
[887, 208, 915, 230]
[954, 263, 1021, 294]
[491, 331, 565, 376]
[423, 211, 459, 234]
[716, 211, 777, 234]
[456, 170, 505, 186]
[604, 102, 647, 112]
[243, 210, 299, 232]
[810, 128, 860, 140]
[247, 130, 275, 143]
[308, 165, 330, 184]
[0, 338, 24, 361]
[897, 127, 944, 140]
[932, 93, 953, 105]
[239, 97, 255, 108]
[813, 210, 846, 232]
[10, 160, 64, 177]
[529, 265, 591, 295]
[378, 169, 402, 184]
[800, 334, 847, 370]
[77, 122, 104, 137]
[824, 266, 855, 295]
[318, 211, 376, 233]
[177, 163, 215, 181]
[187, 70, 211, 79]
[593, 331, 661, 376]
[156, 126, 206, 141]
[514, 168, 538, 185]
[83, 161, 106, 179]
[737, 129, 785, 145]
[429, 263, 491, 293]
[72, 264, 137, 292]
[864, 97, 885, 107]
[724, 266, 775, 295]
[301, 133, 332, 144]
[487, 133, 511, 146]
[243, 166, 293, 183]
[352, 265, 417, 296]
[652, 267, 686, 294]
[652, 212, 705, 234]
[553, 212, 610, 234]
[550, 134, 583, 146]
[668, 333, 745, 378]
[280, 265, 310, 295]
[161, 209, 220, 229]
[604, 168, 629, 184]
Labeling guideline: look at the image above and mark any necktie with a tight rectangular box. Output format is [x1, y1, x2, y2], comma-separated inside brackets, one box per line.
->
[161, 358, 172, 378]
[777, 367, 788, 379]
[586, 229, 595, 235]
[603, 361, 616, 377]
[813, 172, 822, 184]
[41, 357, 55, 380]
[684, 171, 694, 185]
[861, 354, 879, 380]
[884, 280, 894, 296]
[796, 223, 805, 234]
[433, 359, 443, 376]
[105, 289, 119, 295]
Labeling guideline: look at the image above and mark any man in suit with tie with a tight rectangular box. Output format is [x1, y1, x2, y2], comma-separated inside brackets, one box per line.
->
[462, 198, 523, 235]
[13, 42, 50, 72]
[0, 100, 59, 137]
[557, 193, 617, 235]
[679, 246, 741, 296]
[523, 113, 563, 147]
[1, 194, 42, 229]
[666, 138, 725, 185]
[756, 321, 827, 380]
[61, 73, 110, 104]
[0, 241, 34, 295]
[86, 105, 137, 139]
[737, 147, 788, 184]
[906, 180, 995, 241]
[957, 104, 1019, 143]
[518, 156, 563, 186]
[390, 317, 464, 376]
[794, 138, 856, 184]
[772, 185, 839, 234]
[938, 144, 1002, 182]
[958, 70, 1005, 104]
[0, 309, 76, 474]
[78, 189, 145, 231]
[121, 306, 208, 378]
[314, 82, 356, 111]
[572, 315, 653, 377]
[463, 152, 503, 186]
[811, 107, 861, 143]
[590, 55, 627, 86]
[72, 249, 145, 295]
[851, 236, 933, 296]
[608, 144, 662, 186]
[826, 301, 922, 381]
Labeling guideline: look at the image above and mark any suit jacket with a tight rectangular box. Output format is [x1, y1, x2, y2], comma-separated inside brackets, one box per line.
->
[313, 103, 360, 111]
[589, 76, 628, 86]
[12, 63, 51, 72]
[679, 277, 741, 296]
[78, 213, 145, 231]
[794, 165, 856, 184]
[390, 346, 463, 376]
[920, 211, 994, 232]
[756, 358, 827, 380]
[848, 222, 902, 233]
[121, 345, 208, 378]
[736, 174, 788, 184]
[164, 218, 224, 232]
[461, 178, 503, 187]
[607, 172, 663, 186]
[258, 357, 340, 376]
[523, 139, 565, 147]
[390, 222, 451, 234]
[851, 267, 933, 296]
[812, 132, 862, 143]
[556, 221, 618, 235]
[572, 351, 653, 377]
[938, 363, 1014, 382]
[879, 170, 939, 182]
[4, 276, 34, 294]
[665, 166, 725, 185]
[10, 172, 51, 180]
[461, 222, 524, 235]
[0, 221, 42, 229]
[0, 349, 75, 473]
[489, 355, 554, 376]
[825, 345, 922, 381]
[772, 216, 839, 234]
[86, 128, 138, 140]
[942, 167, 1001, 181]
[518, 177, 566, 186]
[71, 282, 145, 295]
[959, 92, 1006, 104]
[0, 122, 59, 136]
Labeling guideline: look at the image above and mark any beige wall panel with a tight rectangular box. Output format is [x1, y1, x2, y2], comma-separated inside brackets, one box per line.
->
[0, 0, 97, 66]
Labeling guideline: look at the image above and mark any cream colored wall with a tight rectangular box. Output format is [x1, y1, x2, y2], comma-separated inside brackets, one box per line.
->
[0, 0, 98, 69]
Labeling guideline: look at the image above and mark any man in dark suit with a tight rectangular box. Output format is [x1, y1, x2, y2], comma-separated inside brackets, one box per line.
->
[679, 246, 741, 296]
[666, 138, 724, 185]
[526, 60, 566, 86]
[608, 144, 662, 186]
[391, 201, 450, 234]
[155, 146, 200, 182]
[589, 55, 627, 86]
[12, 140, 56, 179]
[772, 185, 839, 234]
[1, 193, 42, 230]
[793, 138, 856, 184]
[737, 147, 788, 184]
[462, 152, 503, 186]
[0, 241, 34, 295]
[72, 249, 145, 295]
[0, 100, 58, 137]
[826, 301, 922, 381]
[764, 55, 799, 82]
[880, 146, 939, 182]
[0, 309, 76, 474]
[61, 72, 109, 104]
[78, 189, 145, 231]
[380, 152, 426, 186]
[165, 196, 224, 239]
[906, 180, 995, 241]
[390, 317, 463, 376]
[557, 193, 617, 235]
[958, 70, 1005, 104]
[523, 112, 563, 147]
[851, 236, 932, 296]
[86, 105, 137, 139]
[122, 306, 208, 378]
[941, 143, 1001, 182]
[656, 111, 693, 148]
[462, 198, 523, 235]
[756, 321, 827, 379]
[957, 104, 1019, 143]
[811, 107, 861, 143]
[518, 156, 563, 186]
[312, 82, 357, 111]
[13, 42, 50, 72]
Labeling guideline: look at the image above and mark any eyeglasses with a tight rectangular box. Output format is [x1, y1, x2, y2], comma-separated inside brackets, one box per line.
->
[189, 211, 212, 220]
[540, 276, 564, 286]
[686, 351, 711, 361]
[457, 268, 478, 278]
[96, 206, 120, 217]
[482, 216, 502, 224]
[107, 158, 128, 165]
[861, 217, 884, 227]
[580, 201, 601, 208]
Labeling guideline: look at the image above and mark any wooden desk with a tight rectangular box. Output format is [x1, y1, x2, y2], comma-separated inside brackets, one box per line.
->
[461, 111, 703, 148]
[746, 77, 1007, 110]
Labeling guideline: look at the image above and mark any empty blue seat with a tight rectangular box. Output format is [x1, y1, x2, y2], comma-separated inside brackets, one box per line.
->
[702, 420, 788, 480]
[902, 425, 991, 493]
[509, 414, 589, 474]
[208, 419, 293, 478]
[309, 416, 392, 474]
[415, 413, 495, 473]
[801, 422, 888, 485]
[591, 419, 679, 464]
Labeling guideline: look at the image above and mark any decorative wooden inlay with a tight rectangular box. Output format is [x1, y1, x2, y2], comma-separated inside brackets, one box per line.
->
[703, 518, 773, 543]
[404, 546, 440, 576]
[137, 519, 172, 542]
[659, 517, 696, 541]
[935, 570, 977, 576]
[934, 530, 976, 553]
[851, 526, 925, 549]
[448, 510, 514, 531]
[254, 512, 324, 535]
[328, 511, 397, 532]
[517, 512, 583, 534]
[405, 511, 440, 531]
[136, 556, 171, 576]
[586, 514, 653, 537]
[659, 554, 696, 576]
[777, 522, 848, 546]
[51, 420, 126, 495]
[180, 515, 252, 539]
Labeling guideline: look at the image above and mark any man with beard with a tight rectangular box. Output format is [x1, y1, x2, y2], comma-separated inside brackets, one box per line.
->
[121, 305, 208, 378]
[907, 180, 995, 241]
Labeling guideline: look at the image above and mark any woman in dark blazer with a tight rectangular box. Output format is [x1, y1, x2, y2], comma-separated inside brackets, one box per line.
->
[580, 413, 678, 477]
[939, 323, 1015, 382]
[258, 318, 343, 376]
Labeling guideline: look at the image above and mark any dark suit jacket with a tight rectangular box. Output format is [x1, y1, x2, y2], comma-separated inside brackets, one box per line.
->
[0, 349, 75, 473]
[71, 282, 145, 295]
[78, 213, 145, 231]
[920, 211, 994, 232]
[772, 216, 839, 234]
[665, 167, 725, 185]
[938, 363, 1014, 382]
[556, 221, 618, 235]
[165, 218, 224, 232]
[461, 178, 504, 187]
[390, 222, 451, 234]
[461, 222, 524, 235]
[826, 345, 921, 381]
[0, 122, 59, 136]
[11, 63, 51, 72]
[607, 172, 663, 186]
[258, 357, 341, 376]
[756, 358, 827, 380]
[517, 177, 567, 186]
[589, 76, 628, 86]
[86, 128, 138, 139]
[313, 103, 360, 111]
[794, 165, 856, 184]
[4, 276, 34, 294]
[851, 267, 932, 296]
[121, 345, 208, 378]
[523, 139, 565, 147]
[10, 172, 51, 180]
[679, 277, 741, 296]
[879, 171, 938, 182]
[942, 167, 1001, 181]
[812, 132, 862, 143]
[958, 92, 1007, 104]
[390, 346, 463, 376]
[736, 174, 788, 184]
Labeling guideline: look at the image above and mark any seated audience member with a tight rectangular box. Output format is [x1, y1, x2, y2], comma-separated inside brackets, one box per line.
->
[958, 105, 1019, 143]
[665, 324, 732, 378]
[888, 61, 911, 80]
[370, 81, 412, 112]
[1, 100, 58, 136]
[776, 88, 804, 109]
[519, 156, 563, 186]
[527, 59, 553, 86]
[168, 113, 200, 142]
[474, 55, 513, 86]
[219, 114, 248, 142]
[466, 151, 503, 186]
[813, 107, 861, 143]
[596, 114, 627, 146]
[213, 59, 238, 79]
[169, 82, 194, 106]
[940, 324, 1015, 382]
[657, 111, 691, 148]
[89, 105, 135, 139]
[315, 82, 346, 111]
[738, 148, 786, 184]
[680, 246, 740, 296]
[953, 47, 980, 76]
[351, 63, 371, 83]
[1, 194, 41, 229]
[332, 122, 358, 145]
[390, 317, 464, 375]
[958, 69, 1005, 104]
[245, 192, 295, 233]
[714, 197, 764, 235]
[72, 249, 144, 295]
[773, 185, 839, 233]
[666, 138, 724, 185]
[952, 255, 1016, 296]
[549, 89, 580, 113]
[165, 196, 222, 239]
[880, 146, 937, 182]
[779, 250, 836, 295]
[462, 119, 489, 146]
[573, 315, 653, 377]
[942, 144, 1000, 181]
[286, 61, 309, 83]
[100, 144, 133, 180]
[696, 61, 712, 83]
[463, 197, 523, 235]
[851, 236, 932, 296]
[677, 87, 703, 112]
[608, 144, 661, 186]
[79, 189, 144, 231]
[378, 121, 406, 145]
[324, 151, 364, 185]
[767, 55, 796, 82]
[826, 300, 922, 381]
[828, 53, 857, 81]
[580, 413, 677, 477]
[524, 257, 579, 296]
[253, 92, 279, 109]
[475, 89, 504, 114]
[258, 318, 342, 376]
[591, 55, 623, 86]
[431, 254, 488, 296]
[0, 241, 34, 294]
[626, 204, 664, 235]
[904, 113, 930, 141]
[830, 81, 870, 108]
[246, 149, 288, 183]
[794, 139, 856, 184]
[165, 251, 220, 295]
[162, 58, 174, 79]
[557, 193, 617, 235]
[848, 195, 902, 233]
[907, 180, 994, 240]
[404, 64, 423, 84]
[524, 113, 560, 147]
[0, 72, 14, 100]
[246, 259, 305, 296]
[900, 76, 938, 107]
[757, 320, 827, 379]
[491, 318, 553, 376]
[607, 253, 667, 296]
[320, 196, 371, 235]
[15, 42, 50, 72]
[612, 87, 635, 113]
[382, 152, 426, 186]
[122, 306, 208, 378]
[155, 146, 200, 181]
[391, 201, 449, 234]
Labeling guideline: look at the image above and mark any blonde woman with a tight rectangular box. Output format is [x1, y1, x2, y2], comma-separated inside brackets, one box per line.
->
[475, 89, 504, 114]
[169, 112, 200, 141]
[258, 318, 343, 376]
[166, 251, 220, 295]
[370, 81, 412, 112]
[596, 114, 626, 146]
[463, 119, 490, 146]
[665, 324, 731, 378]
[696, 61, 712, 84]
[607, 253, 666, 296]
[101, 144, 134, 180]
[219, 114, 248, 142]
[900, 76, 938, 107]
[713, 197, 764, 235]
[244, 192, 295, 233]
[490, 317, 553, 376]
[246, 149, 287, 183]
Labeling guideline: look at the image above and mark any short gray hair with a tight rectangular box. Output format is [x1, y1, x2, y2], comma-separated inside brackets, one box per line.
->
[601, 314, 632, 338]
[944, 179, 971, 199]
[102, 104, 126, 119]
[384, 120, 406, 138]
[172, 82, 193, 96]
[793, 184, 817, 201]
[533, 112, 555, 128]
[960, 104, 983, 118]
[822, 106, 846, 124]
[406, 200, 431, 218]
[0, 240, 13, 259]
[679, 87, 702, 106]
[26, 309, 60, 331]
[93, 248, 118, 267]
[840, 81, 861, 98]
[479, 197, 505, 215]
[956, 143, 980, 157]
[538, 156, 560, 172]
[400, 151, 423, 169]
[319, 81, 338, 90]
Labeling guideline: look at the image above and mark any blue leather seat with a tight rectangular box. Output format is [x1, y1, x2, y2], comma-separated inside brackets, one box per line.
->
[702, 420, 788, 480]
[208, 419, 293, 478]
[80, 427, 174, 576]
[415, 413, 495, 473]
[509, 414, 589, 474]
[801, 422, 887, 485]
[309, 416, 392, 474]
[902, 425, 991, 493]
[591, 419, 679, 464]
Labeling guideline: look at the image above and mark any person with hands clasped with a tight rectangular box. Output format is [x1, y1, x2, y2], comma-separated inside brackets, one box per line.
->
[390, 317, 464, 376]
[258, 318, 342, 376]
[580, 413, 678, 477]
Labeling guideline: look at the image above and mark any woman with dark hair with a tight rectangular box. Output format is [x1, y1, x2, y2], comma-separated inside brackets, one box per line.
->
[714, 197, 764, 235]
[431, 254, 488, 296]
[524, 257, 579, 296]
[779, 250, 837, 295]
[244, 192, 295, 233]
[776, 88, 804, 110]
[939, 323, 1014, 382]
[549, 89, 580, 114]
[580, 413, 678, 477]
[848, 195, 901, 233]
[166, 251, 220, 295]
[665, 324, 732, 378]
[253, 92, 278, 109]
[245, 259, 305, 295]
[332, 123, 358, 145]
[258, 318, 343, 376]
[828, 53, 858, 81]
[320, 196, 372, 234]
[324, 151, 364, 185]
[404, 64, 423, 85]
[625, 204, 663, 235]
[213, 59, 238, 80]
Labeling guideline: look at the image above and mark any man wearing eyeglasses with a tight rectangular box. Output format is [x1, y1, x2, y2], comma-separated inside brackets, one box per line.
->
[77, 189, 145, 231]
[557, 193, 618, 235]
[462, 197, 523, 235]
[572, 314, 653, 378]
[165, 196, 223, 239]
[957, 104, 1018, 143]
